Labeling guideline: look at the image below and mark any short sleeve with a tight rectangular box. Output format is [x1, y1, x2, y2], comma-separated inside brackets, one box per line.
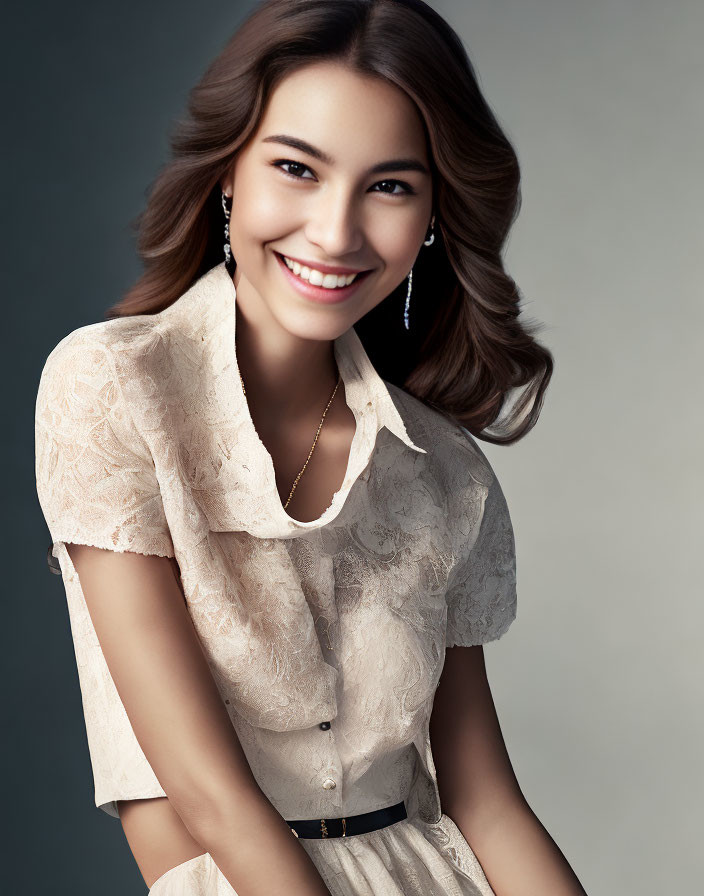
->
[445, 469, 517, 647]
[35, 332, 175, 559]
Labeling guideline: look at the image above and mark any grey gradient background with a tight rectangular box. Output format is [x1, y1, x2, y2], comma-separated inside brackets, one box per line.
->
[5, 1, 702, 893]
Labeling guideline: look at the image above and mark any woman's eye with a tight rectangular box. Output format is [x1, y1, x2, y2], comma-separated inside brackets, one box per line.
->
[271, 159, 415, 196]
[374, 179, 416, 196]
[274, 159, 315, 181]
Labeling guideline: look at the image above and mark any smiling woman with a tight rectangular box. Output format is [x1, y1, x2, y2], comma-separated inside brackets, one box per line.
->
[217, 60, 435, 346]
[33, 2, 585, 896]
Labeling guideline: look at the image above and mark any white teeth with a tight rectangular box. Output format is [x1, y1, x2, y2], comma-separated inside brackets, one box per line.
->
[282, 255, 359, 289]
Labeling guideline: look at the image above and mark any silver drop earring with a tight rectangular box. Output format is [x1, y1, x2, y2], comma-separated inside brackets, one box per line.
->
[221, 190, 232, 265]
[404, 215, 436, 331]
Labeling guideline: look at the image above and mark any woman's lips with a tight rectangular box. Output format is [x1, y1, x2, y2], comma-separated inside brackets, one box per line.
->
[274, 252, 373, 304]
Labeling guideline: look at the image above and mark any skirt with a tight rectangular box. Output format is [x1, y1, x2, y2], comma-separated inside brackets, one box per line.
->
[147, 809, 496, 896]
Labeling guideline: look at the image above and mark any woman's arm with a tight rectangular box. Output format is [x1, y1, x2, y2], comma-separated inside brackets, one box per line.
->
[67, 543, 331, 896]
[430, 644, 588, 896]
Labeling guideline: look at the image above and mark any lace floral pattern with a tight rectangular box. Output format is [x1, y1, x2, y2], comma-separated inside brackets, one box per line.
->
[445, 434, 517, 648]
[35, 262, 517, 894]
[35, 337, 175, 559]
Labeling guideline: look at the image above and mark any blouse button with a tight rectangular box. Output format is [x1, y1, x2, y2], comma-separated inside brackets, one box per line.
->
[321, 778, 337, 790]
[319, 721, 331, 730]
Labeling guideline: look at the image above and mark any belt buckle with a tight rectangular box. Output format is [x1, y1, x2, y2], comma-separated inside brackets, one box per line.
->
[319, 817, 346, 838]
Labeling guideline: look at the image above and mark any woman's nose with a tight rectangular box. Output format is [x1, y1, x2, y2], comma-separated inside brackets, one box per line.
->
[306, 193, 364, 257]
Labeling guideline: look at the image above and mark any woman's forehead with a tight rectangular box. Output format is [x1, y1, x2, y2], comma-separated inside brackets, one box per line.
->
[254, 62, 429, 160]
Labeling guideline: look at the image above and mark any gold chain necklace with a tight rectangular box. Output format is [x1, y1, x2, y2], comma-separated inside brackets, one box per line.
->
[238, 368, 342, 510]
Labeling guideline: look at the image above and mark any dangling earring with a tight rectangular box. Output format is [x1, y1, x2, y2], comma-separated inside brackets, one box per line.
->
[403, 215, 436, 331]
[221, 189, 232, 265]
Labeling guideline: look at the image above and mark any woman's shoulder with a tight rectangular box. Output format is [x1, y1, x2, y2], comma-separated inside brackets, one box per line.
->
[36, 315, 164, 442]
[39, 293, 200, 403]
[39, 268, 225, 403]
[383, 378, 496, 489]
[40, 313, 160, 378]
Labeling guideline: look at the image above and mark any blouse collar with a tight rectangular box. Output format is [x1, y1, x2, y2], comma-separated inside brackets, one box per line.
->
[169, 262, 427, 539]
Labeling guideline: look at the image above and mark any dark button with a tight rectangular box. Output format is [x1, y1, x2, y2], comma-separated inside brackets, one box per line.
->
[319, 721, 331, 730]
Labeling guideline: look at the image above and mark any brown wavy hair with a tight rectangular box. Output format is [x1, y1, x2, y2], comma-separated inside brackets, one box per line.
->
[107, 0, 553, 444]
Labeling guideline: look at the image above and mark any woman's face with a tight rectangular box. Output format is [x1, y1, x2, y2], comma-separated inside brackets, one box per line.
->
[222, 60, 434, 344]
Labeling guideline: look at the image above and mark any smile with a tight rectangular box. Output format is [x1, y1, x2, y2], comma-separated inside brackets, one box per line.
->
[280, 254, 361, 289]
[274, 252, 373, 305]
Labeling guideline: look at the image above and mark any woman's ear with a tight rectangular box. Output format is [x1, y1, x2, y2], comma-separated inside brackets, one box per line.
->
[220, 164, 235, 197]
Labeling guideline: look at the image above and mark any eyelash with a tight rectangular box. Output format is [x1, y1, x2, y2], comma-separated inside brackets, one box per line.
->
[271, 159, 417, 197]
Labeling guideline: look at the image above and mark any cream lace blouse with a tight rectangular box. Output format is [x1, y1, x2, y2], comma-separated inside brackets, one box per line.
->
[35, 261, 517, 886]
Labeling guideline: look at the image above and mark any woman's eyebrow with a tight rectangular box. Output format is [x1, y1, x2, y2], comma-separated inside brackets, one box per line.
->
[261, 134, 430, 176]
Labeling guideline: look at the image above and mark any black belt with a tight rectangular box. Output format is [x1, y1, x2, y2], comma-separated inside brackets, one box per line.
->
[286, 801, 407, 839]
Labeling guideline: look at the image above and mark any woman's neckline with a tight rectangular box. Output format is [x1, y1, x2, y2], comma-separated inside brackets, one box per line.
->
[220, 264, 373, 534]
